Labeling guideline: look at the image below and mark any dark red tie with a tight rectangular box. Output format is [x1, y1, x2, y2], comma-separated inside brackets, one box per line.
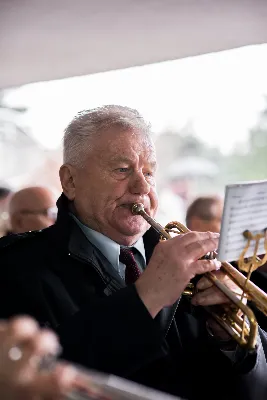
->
[119, 248, 141, 285]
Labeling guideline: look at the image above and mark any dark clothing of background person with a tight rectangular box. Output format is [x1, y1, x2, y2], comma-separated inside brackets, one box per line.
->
[250, 269, 267, 332]
[0, 194, 267, 400]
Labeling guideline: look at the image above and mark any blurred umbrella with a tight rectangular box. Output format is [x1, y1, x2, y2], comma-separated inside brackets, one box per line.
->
[167, 156, 219, 179]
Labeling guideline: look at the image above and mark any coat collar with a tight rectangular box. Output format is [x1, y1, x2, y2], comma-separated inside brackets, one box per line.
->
[54, 192, 160, 264]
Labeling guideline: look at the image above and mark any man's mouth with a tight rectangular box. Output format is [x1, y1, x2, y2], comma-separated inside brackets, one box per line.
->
[119, 203, 149, 215]
[120, 204, 132, 209]
[120, 204, 138, 213]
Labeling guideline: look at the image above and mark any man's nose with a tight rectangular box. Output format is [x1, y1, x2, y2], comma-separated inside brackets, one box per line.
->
[129, 173, 150, 195]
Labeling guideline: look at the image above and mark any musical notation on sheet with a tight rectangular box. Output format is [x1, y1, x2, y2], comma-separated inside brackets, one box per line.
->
[217, 180, 267, 262]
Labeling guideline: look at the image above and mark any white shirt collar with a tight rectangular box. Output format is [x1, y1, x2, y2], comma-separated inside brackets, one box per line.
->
[71, 214, 146, 270]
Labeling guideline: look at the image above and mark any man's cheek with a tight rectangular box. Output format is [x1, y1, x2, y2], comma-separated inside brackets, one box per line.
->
[151, 194, 159, 214]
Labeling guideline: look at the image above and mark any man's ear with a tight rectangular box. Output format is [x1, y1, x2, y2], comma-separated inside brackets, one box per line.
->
[59, 164, 76, 200]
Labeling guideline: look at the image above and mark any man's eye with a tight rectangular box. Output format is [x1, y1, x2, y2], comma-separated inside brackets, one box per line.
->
[144, 172, 153, 177]
[117, 168, 129, 173]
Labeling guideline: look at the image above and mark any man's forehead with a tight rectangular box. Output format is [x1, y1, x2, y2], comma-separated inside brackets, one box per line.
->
[100, 127, 153, 144]
[107, 129, 155, 147]
[109, 154, 157, 166]
[92, 128, 156, 161]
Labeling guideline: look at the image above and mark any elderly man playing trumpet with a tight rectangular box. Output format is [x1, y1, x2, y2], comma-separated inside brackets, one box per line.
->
[0, 106, 266, 400]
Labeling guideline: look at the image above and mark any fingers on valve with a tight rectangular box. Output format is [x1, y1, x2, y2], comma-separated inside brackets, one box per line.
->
[194, 259, 221, 275]
[178, 231, 219, 247]
[192, 286, 229, 306]
[186, 236, 220, 261]
[196, 269, 225, 290]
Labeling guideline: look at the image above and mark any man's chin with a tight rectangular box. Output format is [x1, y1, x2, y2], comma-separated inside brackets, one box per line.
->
[116, 220, 149, 238]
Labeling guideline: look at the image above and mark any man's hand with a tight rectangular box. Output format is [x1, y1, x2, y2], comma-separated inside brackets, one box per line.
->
[0, 316, 76, 400]
[191, 270, 245, 341]
[135, 231, 220, 318]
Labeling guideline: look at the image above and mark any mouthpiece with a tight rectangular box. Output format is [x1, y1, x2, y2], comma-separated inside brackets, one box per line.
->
[132, 203, 145, 215]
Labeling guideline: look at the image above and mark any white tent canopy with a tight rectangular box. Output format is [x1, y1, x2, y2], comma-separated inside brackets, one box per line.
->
[1, 0, 267, 89]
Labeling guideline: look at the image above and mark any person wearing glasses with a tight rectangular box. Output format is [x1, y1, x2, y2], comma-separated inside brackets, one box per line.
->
[8, 186, 57, 234]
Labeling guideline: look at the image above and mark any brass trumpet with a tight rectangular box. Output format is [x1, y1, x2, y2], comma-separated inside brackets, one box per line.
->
[132, 203, 267, 350]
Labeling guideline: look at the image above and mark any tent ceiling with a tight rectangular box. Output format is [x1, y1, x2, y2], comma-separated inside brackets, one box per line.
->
[1, 0, 267, 89]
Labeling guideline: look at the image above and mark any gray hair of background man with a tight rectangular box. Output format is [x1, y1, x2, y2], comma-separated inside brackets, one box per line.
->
[63, 105, 152, 168]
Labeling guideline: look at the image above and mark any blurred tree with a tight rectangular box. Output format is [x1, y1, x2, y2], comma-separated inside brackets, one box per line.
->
[155, 120, 224, 195]
[0, 89, 53, 189]
[0, 89, 28, 144]
[156, 120, 223, 166]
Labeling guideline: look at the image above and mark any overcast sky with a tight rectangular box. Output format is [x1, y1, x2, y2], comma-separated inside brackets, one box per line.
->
[5, 43, 267, 154]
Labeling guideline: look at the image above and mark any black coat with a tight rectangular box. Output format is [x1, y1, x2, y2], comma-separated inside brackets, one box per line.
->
[250, 270, 267, 332]
[0, 194, 267, 400]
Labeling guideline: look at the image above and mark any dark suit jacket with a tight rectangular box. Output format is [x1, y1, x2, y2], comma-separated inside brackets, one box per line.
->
[0, 194, 267, 400]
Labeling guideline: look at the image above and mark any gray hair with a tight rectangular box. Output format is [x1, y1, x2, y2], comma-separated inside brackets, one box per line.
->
[63, 105, 151, 167]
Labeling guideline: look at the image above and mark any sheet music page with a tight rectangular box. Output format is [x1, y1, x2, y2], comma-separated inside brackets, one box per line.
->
[217, 180, 267, 262]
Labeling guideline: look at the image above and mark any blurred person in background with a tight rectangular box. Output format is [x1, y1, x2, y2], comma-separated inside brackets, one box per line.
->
[157, 177, 190, 225]
[9, 186, 57, 233]
[0, 187, 13, 237]
[0, 316, 77, 400]
[186, 195, 224, 233]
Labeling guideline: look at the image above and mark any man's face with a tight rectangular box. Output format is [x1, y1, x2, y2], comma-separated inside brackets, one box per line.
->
[18, 208, 57, 232]
[10, 188, 57, 234]
[189, 217, 222, 234]
[63, 128, 158, 245]
[188, 200, 223, 234]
